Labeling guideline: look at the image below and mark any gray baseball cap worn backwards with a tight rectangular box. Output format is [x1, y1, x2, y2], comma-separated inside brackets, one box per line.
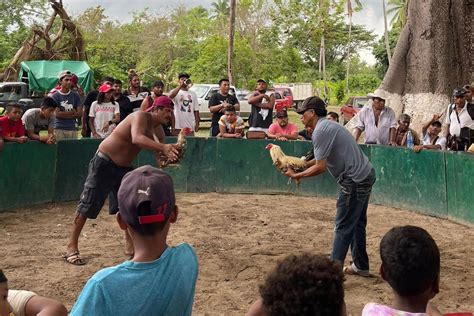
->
[118, 166, 175, 228]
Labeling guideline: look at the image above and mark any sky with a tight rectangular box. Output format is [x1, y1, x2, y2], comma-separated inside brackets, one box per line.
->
[62, 0, 388, 64]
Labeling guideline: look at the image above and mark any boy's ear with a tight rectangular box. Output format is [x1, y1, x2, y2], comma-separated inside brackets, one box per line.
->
[169, 205, 178, 223]
[116, 212, 128, 231]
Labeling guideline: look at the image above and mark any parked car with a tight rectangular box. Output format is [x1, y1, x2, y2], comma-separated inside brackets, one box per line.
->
[340, 96, 370, 124]
[274, 83, 313, 110]
[0, 82, 43, 113]
[189, 84, 251, 121]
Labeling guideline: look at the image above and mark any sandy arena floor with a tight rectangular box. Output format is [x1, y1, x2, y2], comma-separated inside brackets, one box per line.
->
[0, 193, 473, 315]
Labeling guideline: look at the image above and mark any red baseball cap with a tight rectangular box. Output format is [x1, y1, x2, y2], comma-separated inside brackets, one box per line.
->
[98, 84, 113, 93]
[146, 96, 174, 112]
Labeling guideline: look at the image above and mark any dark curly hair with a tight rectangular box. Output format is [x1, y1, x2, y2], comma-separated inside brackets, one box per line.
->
[259, 253, 345, 316]
[380, 226, 440, 297]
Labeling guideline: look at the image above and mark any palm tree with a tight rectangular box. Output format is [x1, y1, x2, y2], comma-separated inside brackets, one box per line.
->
[211, 0, 230, 20]
[387, 0, 408, 29]
[344, 0, 362, 93]
[228, 0, 236, 85]
[383, 0, 392, 64]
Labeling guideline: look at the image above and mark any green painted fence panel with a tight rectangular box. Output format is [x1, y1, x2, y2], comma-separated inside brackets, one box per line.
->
[292, 140, 339, 198]
[370, 146, 448, 217]
[0, 142, 56, 211]
[215, 139, 295, 193]
[54, 139, 100, 202]
[186, 137, 217, 193]
[445, 152, 474, 222]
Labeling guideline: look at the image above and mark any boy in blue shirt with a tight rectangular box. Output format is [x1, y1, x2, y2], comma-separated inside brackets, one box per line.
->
[71, 166, 198, 316]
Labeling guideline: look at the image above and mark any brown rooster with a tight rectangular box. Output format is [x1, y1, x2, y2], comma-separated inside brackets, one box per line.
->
[159, 127, 192, 167]
[265, 143, 308, 184]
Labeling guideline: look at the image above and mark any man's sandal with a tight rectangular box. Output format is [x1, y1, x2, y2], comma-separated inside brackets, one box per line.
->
[63, 251, 86, 266]
[343, 262, 370, 277]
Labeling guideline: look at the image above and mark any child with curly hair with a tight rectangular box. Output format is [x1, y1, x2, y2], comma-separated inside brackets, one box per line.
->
[246, 253, 346, 316]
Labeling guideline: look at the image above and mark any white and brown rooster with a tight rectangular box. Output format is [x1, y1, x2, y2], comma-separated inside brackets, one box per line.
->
[159, 127, 192, 167]
[265, 143, 308, 185]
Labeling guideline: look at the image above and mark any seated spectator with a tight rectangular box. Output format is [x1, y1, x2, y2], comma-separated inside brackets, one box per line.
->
[327, 111, 339, 122]
[71, 166, 198, 316]
[22, 97, 58, 144]
[267, 109, 298, 141]
[393, 114, 420, 147]
[0, 103, 28, 144]
[0, 269, 67, 316]
[246, 253, 346, 316]
[218, 105, 245, 138]
[298, 126, 313, 141]
[413, 115, 446, 152]
[89, 84, 120, 139]
[362, 226, 441, 316]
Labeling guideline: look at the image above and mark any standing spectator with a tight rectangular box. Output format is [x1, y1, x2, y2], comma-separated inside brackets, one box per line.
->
[140, 80, 174, 136]
[82, 76, 114, 137]
[285, 96, 376, 277]
[464, 84, 473, 103]
[267, 109, 299, 141]
[248, 79, 275, 135]
[111, 79, 131, 123]
[209, 78, 240, 136]
[0, 269, 67, 316]
[169, 73, 199, 135]
[51, 70, 82, 140]
[0, 103, 27, 144]
[413, 115, 447, 152]
[70, 166, 198, 316]
[445, 88, 474, 151]
[22, 97, 58, 144]
[354, 89, 397, 145]
[89, 84, 120, 139]
[246, 254, 346, 316]
[327, 111, 339, 122]
[124, 71, 150, 114]
[362, 226, 440, 316]
[393, 114, 421, 147]
[218, 105, 245, 138]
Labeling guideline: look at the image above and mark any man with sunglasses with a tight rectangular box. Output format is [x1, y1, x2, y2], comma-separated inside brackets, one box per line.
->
[51, 70, 83, 140]
[354, 89, 397, 145]
[285, 96, 376, 278]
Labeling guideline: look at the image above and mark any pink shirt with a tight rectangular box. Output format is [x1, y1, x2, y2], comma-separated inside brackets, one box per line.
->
[268, 122, 298, 136]
[362, 303, 427, 316]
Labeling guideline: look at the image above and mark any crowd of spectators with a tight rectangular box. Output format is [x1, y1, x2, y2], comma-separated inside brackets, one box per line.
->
[0, 68, 472, 153]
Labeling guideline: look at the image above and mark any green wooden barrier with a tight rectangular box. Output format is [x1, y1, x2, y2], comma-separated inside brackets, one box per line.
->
[445, 152, 474, 223]
[370, 145, 448, 218]
[54, 138, 101, 202]
[0, 142, 56, 210]
[0, 139, 472, 224]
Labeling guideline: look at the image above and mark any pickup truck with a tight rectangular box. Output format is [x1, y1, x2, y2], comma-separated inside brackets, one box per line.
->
[189, 84, 251, 121]
[0, 82, 43, 112]
[274, 83, 313, 110]
[340, 96, 369, 124]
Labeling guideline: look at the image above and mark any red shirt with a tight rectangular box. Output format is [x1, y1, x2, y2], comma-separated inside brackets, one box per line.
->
[268, 122, 299, 136]
[0, 116, 25, 137]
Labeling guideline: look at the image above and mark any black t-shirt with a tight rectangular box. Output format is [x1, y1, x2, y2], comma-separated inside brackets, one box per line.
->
[124, 87, 150, 111]
[248, 91, 273, 129]
[298, 129, 312, 140]
[82, 90, 99, 135]
[115, 93, 133, 122]
[208, 92, 238, 126]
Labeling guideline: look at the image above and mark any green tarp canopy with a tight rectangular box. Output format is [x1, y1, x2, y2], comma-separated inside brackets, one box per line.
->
[19, 60, 94, 93]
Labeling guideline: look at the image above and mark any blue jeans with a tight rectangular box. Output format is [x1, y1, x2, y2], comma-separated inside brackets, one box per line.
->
[331, 168, 376, 271]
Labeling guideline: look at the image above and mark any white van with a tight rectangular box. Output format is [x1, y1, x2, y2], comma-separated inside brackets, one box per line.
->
[189, 84, 251, 121]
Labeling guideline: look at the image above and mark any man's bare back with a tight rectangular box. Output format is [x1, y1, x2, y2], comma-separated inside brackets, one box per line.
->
[99, 110, 171, 167]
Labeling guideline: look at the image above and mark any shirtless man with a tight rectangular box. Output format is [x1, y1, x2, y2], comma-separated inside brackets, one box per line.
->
[64, 96, 178, 265]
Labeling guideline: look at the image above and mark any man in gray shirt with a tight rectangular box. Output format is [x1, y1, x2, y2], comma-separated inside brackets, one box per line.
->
[22, 97, 58, 144]
[285, 96, 376, 277]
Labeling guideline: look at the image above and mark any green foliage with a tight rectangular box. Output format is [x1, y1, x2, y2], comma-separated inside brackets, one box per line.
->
[373, 27, 401, 79]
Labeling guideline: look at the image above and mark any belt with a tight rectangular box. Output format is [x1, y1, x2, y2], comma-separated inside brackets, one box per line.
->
[96, 151, 111, 162]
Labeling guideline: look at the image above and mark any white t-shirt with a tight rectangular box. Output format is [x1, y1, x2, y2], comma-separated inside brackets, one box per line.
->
[445, 102, 474, 136]
[422, 132, 446, 150]
[173, 89, 198, 130]
[89, 101, 120, 138]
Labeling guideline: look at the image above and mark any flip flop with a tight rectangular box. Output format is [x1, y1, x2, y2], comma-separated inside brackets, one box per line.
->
[343, 262, 370, 277]
[63, 251, 86, 266]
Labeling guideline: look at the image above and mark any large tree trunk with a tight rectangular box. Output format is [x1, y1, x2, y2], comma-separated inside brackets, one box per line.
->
[347, 0, 473, 134]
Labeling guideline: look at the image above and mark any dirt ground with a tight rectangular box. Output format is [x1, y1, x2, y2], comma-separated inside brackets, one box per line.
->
[0, 193, 473, 315]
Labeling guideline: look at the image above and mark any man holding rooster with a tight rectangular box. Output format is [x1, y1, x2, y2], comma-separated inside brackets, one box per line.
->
[285, 96, 376, 277]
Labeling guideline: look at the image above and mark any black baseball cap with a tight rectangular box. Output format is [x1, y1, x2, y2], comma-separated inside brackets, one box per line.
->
[257, 78, 267, 84]
[453, 88, 467, 97]
[276, 109, 288, 118]
[296, 96, 327, 115]
[118, 166, 175, 230]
